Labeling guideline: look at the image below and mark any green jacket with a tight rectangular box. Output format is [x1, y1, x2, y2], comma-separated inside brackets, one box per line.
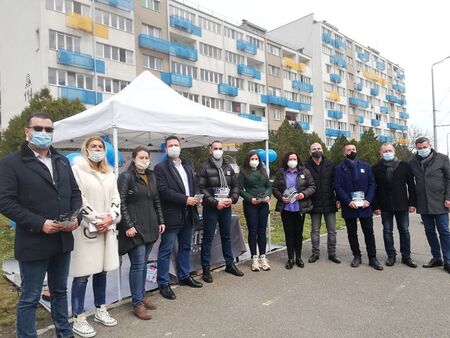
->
[239, 170, 272, 203]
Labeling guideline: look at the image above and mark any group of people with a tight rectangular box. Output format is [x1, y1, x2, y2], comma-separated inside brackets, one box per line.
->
[0, 112, 449, 338]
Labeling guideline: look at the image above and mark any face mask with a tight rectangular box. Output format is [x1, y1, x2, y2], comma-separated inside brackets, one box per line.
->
[135, 159, 150, 171]
[311, 151, 323, 159]
[249, 160, 259, 168]
[418, 148, 431, 158]
[345, 151, 357, 160]
[167, 146, 181, 158]
[382, 152, 395, 161]
[287, 160, 298, 169]
[30, 131, 52, 149]
[87, 150, 105, 163]
[212, 150, 223, 160]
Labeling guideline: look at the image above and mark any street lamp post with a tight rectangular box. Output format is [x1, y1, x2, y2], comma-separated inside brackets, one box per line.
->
[431, 56, 450, 151]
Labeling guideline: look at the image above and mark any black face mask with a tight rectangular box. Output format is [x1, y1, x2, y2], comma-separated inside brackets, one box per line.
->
[311, 151, 323, 159]
[345, 152, 357, 160]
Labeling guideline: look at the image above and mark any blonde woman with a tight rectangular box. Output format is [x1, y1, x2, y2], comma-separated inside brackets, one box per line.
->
[70, 136, 120, 338]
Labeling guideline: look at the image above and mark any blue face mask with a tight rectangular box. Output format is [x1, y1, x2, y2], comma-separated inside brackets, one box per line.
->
[418, 148, 431, 158]
[30, 131, 53, 149]
[382, 152, 395, 161]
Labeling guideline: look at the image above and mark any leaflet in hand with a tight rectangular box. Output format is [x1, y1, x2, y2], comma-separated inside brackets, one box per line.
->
[351, 191, 365, 208]
[214, 187, 230, 202]
[88, 213, 113, 232]
[194, 194, 204, 201]
[283, 187, 298, 204]
[56, 207, 82, 227]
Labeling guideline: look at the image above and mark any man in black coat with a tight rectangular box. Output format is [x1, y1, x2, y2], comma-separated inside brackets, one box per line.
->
[304, 142, 341, 264]
[372, 143, 417, 268]
[0, 112, 82, 338]
[154, 136, 203, 300]
[198, 141, 243, 283]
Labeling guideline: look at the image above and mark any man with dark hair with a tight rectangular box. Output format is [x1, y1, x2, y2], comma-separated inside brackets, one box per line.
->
[198, 140, 243, 283]
[409, 137, 450, 273]
[154, 136, 203, 300]
[0, 112, 82, 337]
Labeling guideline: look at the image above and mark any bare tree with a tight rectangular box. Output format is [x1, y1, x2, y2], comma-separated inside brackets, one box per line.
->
[408, 124, 434, 151]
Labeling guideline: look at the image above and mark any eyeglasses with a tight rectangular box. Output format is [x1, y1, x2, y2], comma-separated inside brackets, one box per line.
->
[29, 126, 54, 133]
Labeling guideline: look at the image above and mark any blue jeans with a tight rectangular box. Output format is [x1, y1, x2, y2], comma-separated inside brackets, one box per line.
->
[243, 201, 269, 256]
[157, 225, 193, 286]
[17, 252, 72, 338]
[128, 242, 154, 306]
[381, 210, 411, 258]
[421, 213, 450, 264]
[71, 271, 107, 315]
[201, 206, 234, 269]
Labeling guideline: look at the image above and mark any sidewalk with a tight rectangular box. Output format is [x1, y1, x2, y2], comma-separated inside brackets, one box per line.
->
[40, 214, 450, 337]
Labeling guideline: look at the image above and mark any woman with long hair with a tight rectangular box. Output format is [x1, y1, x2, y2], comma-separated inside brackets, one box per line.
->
[70, 136, 120, 338]
[272, 152, 315, 270]
[117, 146, 165, 320]
[239, 151, 272, 271]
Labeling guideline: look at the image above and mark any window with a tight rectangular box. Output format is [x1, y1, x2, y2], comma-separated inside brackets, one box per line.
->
[199, 43, 222, 59]
[299, 75, 311, 84]
[49, 30, 80, 52]
[274, 108, 281, 121]
[97, 77, 129, 93]
[141, 24, 161, 38]
[95, 9, 133, 33]
[144, 55, 163, 71]
[177, 91, 199, 103]
[200, 69, 222, 84]
[283, 70, 297, 81]
[96, 43, 133, 64]
[268, 65, 280, 77]
[171, 61, 198, 79]
[326, 64, 331, 74]
[46, 0, 89, 15]
[347, 56, 353, 66]
[347, 73, 354, 81]
[224, 27, 243, 40]
[225, 51, 244, 65]
[248, 81, 265, 94]
[169, 5, 195, 22]
[248, 36, 264, 51]
[198, 16, 221, 34]
[267, 44, 281, 56]
[268, 86, 281, 96]
[142, 0, 160, 11]
[228, 76, 244, 90]
[202, 96, 224, 110]
[322, 44, 332, 56]
[48, 68, 93, 90]
[284, 91, 297, 102]
[299, 94, 311, 105]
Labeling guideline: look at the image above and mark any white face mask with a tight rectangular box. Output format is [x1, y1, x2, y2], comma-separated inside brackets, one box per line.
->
[212, 149, 223, 160]
[287, 160, 298, 169]
[167, 146, 181, 158]
[135, 159, 150, 171]
[249, 160, 259, 169]
[87, 150, 105, 163]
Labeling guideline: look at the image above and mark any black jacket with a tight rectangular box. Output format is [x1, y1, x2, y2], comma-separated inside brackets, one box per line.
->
[154, 158, 200, 227]
[198, 156, 239, 208]
[372, 160, 416, 212]
[304, 157, 337, 213]
[272, 167, 316, 213]
[117, 169, 164, 255]
[0, 143, 82, 261]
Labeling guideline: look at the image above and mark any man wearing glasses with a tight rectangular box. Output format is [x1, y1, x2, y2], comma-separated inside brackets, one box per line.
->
[0, 112, 82, 338]
[198, 141, 243, 283]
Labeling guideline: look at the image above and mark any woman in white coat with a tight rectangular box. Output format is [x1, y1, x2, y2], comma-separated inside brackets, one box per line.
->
[70, 136, 120, 338]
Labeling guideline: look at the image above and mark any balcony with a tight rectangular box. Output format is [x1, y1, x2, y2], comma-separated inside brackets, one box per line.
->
[362, 71, 387, 85]
[138, 35, 198, 61]
[330, 73, 342, 83]
[57, 49, 105, 73]
[282, 57, 305, 72]
[376, 62, 386, 71]
[370, 88, 379, 96]
[160, 72, 192, 87]
[326, 128, 350, 138]
[287, 101, 311, 111]
[380, 106, 389, 114]
[297, 121, 310, 131]
[236, 39, 257, 55]
[355, 115, 364, 123]
[349, 97, 369, 108]
[387, 122, 400, 130]
[397, 98, 406, 106]
[355, 82, 363, 91]
[66, 12, 108, 39]
[218, 83, 238, 97]
[260, 95, 310, 111]
[334, 39, 346, 50]
[399, 112, 409, 119]
[237, 64, 261, 80]
[292, 80, 313, 93]
[95, 0, 133, 11]
[330, 55, 347, 68]
[170, 15, 202, 37]
[239, 113, 262, 122]
[322, 33, 334, 46]
[386, 94, 399, 104]
[60, 86, 102, 105]
[396, 72, 405, 80]
[328, 110, 343, 119]
[371, 119, 380, 127]
[378, 135, 393, 143]
[396, 137, 409, 145]
[327, 91, 340, 101]
[393, 84, 405, 93]
[357, 52, 369, 62]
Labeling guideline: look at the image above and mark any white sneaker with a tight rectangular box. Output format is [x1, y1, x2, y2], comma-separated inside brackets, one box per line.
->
[251, 255, 260, 271]
[73, 314, 96, 338]
[94, 305, 118, 327]
[259, 255, 271, 271]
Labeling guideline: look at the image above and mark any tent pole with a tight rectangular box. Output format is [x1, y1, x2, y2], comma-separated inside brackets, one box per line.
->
[112, 127, 122, 301]
[265, 139, 272, 253]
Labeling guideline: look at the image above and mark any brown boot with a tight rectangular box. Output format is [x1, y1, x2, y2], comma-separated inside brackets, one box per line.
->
[143, 297, 157, 310]
[133, 303, 152, 320]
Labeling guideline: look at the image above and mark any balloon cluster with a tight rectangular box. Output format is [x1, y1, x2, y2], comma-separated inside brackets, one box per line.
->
[255, 148, 277, 163]
[65, 139, 123, 167]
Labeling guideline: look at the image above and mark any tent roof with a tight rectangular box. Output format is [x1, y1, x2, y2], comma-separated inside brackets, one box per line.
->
[53, 71, 268, 149]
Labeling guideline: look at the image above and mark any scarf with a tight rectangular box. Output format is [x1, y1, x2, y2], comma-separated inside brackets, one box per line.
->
[212, 157, 228, 188]
[381, 159, 400, 183]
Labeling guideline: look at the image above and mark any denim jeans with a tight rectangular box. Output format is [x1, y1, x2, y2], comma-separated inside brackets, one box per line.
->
[71, 271, 107, 315]
[243, 201, 269, 256]
[345, 217, 377, 259]
[281, 210, 305, 260]
[310, 212, 337, 256]
[128, 242, 154, 306]
[157, 225, 193, 286]
[201, 206, 234, 269]
[421, 213, 450, 264]
[381, 210, 411, 258]
[17, 252, 72, 338]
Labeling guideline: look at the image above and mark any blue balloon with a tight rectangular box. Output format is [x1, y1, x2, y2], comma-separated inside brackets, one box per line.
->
[105, 141, 123, 167]
[160, 143, 166, 152]
[10, 220, 16, 230]
[66, 152, 81, 166]
[256, 148, 266, 161]
[268, 149, 278, 163]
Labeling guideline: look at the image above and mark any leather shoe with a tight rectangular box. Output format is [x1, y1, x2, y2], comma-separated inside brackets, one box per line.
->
[385, 256, 396, 267]
[133, 303, 152, 320]
[159, 284, 176, 300]
[202, 269, 213, 283]
[295, 258, 304, 268]
[225, 263, 244, 277]
[285, 259, 294, 269]
[423, 258, 443, 268]
[401, 257, 417, 268]
[142, 297, 157, 310]
[369, 258, 384, 271]
[328, 255, 341, 264]
[444, 264, 450, 274]
[308, 254, 319, 263]
[351, 256, 362, 267]
[179, 276, 203, 288]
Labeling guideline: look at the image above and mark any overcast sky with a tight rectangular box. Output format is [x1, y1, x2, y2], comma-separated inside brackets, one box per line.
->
[183, 0, 450, 152]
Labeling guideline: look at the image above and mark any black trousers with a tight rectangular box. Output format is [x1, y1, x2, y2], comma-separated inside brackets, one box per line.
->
[281, 210, 305, 260]
[345, 217, 377, 259]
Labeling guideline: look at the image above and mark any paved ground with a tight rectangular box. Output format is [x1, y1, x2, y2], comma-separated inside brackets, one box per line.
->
[40, 214, 450, 338]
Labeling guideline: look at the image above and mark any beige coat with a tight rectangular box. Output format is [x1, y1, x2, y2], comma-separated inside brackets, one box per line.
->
[69, 156, 121, 277]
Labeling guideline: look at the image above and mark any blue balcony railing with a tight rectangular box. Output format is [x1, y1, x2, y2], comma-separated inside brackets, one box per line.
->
[397, 98, 406, 106]
[236, 39, 257, 55]
[95, 0, 133, 11]
[239, 113, 262, 122]
[58, 49, 105, 73]
[399, 112, 409, 119]
[355, 115, 364, 123]
[325, 128, 350, 138]
[396, 72, 405, 80]
[357, 52, 369, 62]
[371, 119, 380, 127]
[376, 62, 386, 71]
[330, 73, 342, 83]
[334, 39, 346, 50]
[330, 55, 347, 68]
[60, 86, 102, 105]
[138, 35, 198, 61]
[292, 80, 313, 93]
[218, 83, 238, 97]
[237, 64, 261, 80]
[393, 84, 405, 93]
[160, 72, 192, 87]
[170, 15, 202, 37]
[328, 110, 343, 119]
[378, 135, 393, 143]
[349, 97, 369, 108]
[386, 94, 399, 104]
[355, 83, 363, 91]
[286, 101, 311, 111]
[261, 95, 287, 107]
[322, 33, 334, 46]
[380, 106, 389, 114]
[370, 88, 379, 96]
[297, 121, 310, 131]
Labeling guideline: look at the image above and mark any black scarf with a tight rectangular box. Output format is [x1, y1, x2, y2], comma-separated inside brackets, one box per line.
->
[381, 159, 400, 182]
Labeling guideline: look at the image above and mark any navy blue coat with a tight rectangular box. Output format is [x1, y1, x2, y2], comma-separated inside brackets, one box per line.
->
[154, 157, 200, 227]
[0, 143, 82, 261]
[333, 159, 376, 219]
